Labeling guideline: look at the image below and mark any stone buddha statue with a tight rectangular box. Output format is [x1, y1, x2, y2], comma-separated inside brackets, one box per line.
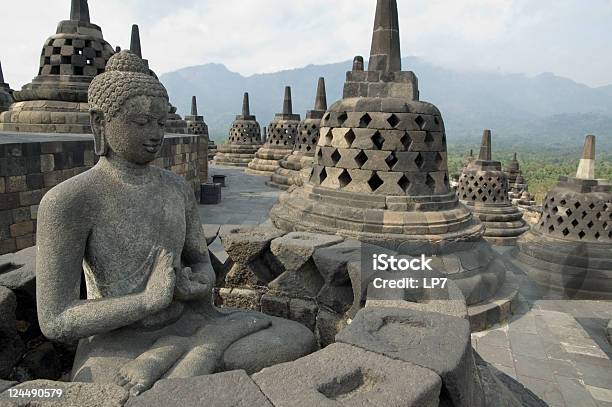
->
[35, 50, 315, 396]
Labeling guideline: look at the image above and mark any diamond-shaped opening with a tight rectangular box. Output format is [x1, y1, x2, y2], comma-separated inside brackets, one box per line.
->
[562, 228, 570, 236]
[359, 113, 372, 127]
[338, 169, 352, 188]
[603, 222, 609, 230]
[387, 114, 400, 128]
[557, 217, 564, 225]
[560, 199, 567, 206]
[400, 133, 412, 150]
[331, 149, 341, 165]
[415, 153, 424, 168]
[603, 203, 608, 211]
[385, 152, 399, 170]
[317, 148, 323, 160]
[319, 167, 328, 184]
[398, 174, 410, 191]
[344, 129, 356, 147]
[492, 196, 498, 203]
[355, 150, 368, 168]
[371, 131, 385, 150]
[434, 153, 443, 170]
[482, 196, 488, 202]
[477, 189, 483, 195]
[566, 209, 573, 216]
[594, 232, 601, 240]
[587, 221, 594, 229]
[337, 112, 348, 124]
[571, 219, 579, 228]
[596, 212, 602, 220]
[578, 230, 586, 239]
[324, 129, 333, 145]
[574, 202, 581, 209]
[426, 174, 436, 191]
[323, 112, 331, 121]
[548, 225, 555, 233]
[415, 115, 426, 130]
[589, 203, 595, 209]
[550, 197, 555, 203]
[582, 211, 587, 218]
[368, 172, 384, 191]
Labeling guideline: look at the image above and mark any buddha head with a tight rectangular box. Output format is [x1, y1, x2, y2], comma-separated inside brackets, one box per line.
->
[88, 50, 169, 164]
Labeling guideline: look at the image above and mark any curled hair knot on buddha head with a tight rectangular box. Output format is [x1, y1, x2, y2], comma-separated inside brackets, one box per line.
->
[88, 50, 169, 120]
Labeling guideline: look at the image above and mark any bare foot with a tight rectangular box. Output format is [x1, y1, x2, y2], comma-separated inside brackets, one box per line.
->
[115, 336, 189, 396]
[166, 314, 272, 378]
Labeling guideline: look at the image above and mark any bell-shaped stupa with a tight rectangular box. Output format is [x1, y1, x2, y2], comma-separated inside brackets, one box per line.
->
[268, 77, 328, 189]
[246, 86, 300, 175]
[185, 96, 210, 182]
[457, 130, 529, 245]
[271, 0, 517, 318]
[0, 0, 114, 133]
[215, 92, 262, 167]
[512, 135, 611, 299]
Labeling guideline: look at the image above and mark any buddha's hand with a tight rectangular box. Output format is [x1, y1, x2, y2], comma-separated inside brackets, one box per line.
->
[174, 265, 214, 302]
[143, 248, 176, 313]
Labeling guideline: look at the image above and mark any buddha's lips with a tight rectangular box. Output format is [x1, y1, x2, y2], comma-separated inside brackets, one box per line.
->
[143, 143, 161, 152]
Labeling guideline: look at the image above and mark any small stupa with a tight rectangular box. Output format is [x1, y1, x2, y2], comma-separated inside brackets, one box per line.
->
[246, 86, 300, 175]
[268, 78, 328, 189]
[0, 0, 114, 133]
[0, 61, 13, 113]
[184, 96, 210, 182]
[457, 130, 529, 245]
[512, 135, 611, 299]
[215, 92, 262, 167]
[505, 153, 520, 185]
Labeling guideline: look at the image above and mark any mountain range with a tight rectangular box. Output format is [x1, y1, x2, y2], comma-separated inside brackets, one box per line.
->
[160, 57, 612, 153]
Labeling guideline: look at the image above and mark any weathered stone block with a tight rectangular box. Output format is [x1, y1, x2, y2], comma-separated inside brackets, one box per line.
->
[221, 226, 284, 264]
[271, 232, 344, 271]
[253, 343, 441, 407]
[0, 286, 25, 379]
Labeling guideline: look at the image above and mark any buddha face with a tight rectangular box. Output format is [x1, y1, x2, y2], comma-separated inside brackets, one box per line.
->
[92, 95, 169, 165]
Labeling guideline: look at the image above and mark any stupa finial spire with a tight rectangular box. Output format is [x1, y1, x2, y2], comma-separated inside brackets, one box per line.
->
[190, 96, 198, 116]
[242, 92, 250, 117]
[576, 135, 596, 179]
[314, 78, 327, 111]
[70, 0, 90, 23]
[368, 0, 401, 72]
[130, 24, 142, 58]
[282, 86, 293, 115]
[479, 129, 492, 161]
[0, 61, 4, 84]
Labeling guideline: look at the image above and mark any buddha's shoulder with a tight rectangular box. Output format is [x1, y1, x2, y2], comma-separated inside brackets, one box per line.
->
[39, 169, 98, 213]
[156, 167, 193, 195]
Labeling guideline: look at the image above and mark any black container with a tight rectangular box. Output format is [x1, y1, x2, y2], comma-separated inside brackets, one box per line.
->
[212, 174, 227, 187]
[200, 182, 222, 205]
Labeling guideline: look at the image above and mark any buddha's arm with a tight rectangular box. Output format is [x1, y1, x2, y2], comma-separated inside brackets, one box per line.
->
[36, 189, 161, 342]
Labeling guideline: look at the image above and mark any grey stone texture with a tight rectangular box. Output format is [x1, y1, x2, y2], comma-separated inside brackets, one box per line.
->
[215, 93, 262, 167]
[268, 78, 327, 190]
[33, 51, 314, 396]
[0, 61, 14, 114]
[336, 306, 483, 407]
[270, 0, 512, 317]
[457, 130, 529, 245]
[252, 342, 442, 407]
[607, 319, 612, 345]
[126, 370, 273, 407]
[184, 96, 210, 183]
[0, 286, 25, 379]
[512, 135, 612, 299]
[0, 379, 129, 406]
[247, 87, 300, 176]
[0, 0, 115, 134]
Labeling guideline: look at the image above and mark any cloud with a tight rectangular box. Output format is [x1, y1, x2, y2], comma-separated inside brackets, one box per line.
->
[1, 0, 611, 90]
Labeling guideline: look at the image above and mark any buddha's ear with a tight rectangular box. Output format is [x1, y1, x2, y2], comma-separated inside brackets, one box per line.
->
[90, 109, 108, 156]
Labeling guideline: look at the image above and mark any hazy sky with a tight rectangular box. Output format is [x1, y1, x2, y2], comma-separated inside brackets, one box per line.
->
[1, 0, 611, 90]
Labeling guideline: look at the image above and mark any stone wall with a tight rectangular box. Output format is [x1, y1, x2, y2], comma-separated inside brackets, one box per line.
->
[0, 133, 201, 255]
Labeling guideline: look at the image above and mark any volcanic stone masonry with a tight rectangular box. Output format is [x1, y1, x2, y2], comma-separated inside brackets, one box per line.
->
[0, 0, 115, 133]
[268, 77, 328, 190]
[512, 135, 612, 299]
[215, 92, 262, 167]
[185, 96, 210, 182]
[0, 62, 13, 113]
[246, 86, 300, 176]
[457, 130, 529, 245]
[270, 0, 520, 328]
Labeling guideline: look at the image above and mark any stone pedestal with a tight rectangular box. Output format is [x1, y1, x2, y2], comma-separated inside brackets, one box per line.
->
[247, 87, 299, 176]
[215, 93, 262, 167]
[0, 2, 114, 133]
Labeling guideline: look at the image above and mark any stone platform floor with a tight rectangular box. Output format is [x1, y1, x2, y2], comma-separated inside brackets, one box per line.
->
[200, 164, 612, 407]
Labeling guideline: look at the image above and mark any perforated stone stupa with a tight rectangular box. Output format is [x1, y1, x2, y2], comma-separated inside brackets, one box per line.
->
[457, 130, 529, 245]
[246, 87, 300, 175]
[0, 0, 114, 133]
[215, 92, 262, 167]
[0, 61, 14, 113]
[271, 0, 516, 315]
[512, 135, 612, 299]
[268, 77, 328, 190]
[185, 96, 210, 182]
